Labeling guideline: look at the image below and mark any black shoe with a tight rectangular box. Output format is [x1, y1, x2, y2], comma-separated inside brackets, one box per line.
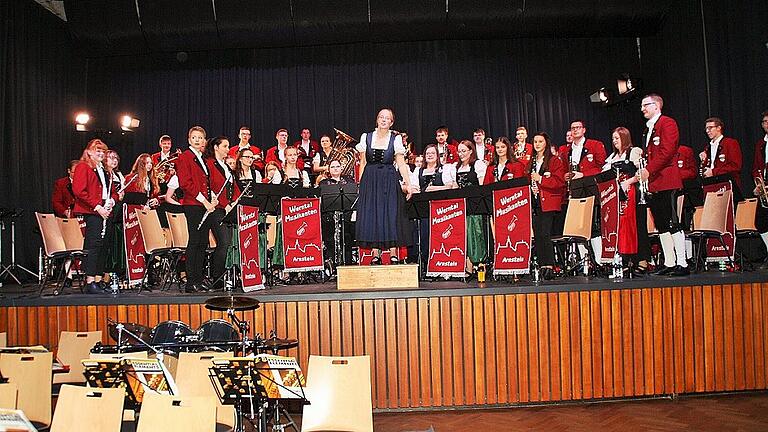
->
[632, 266, 648, 277]
[370, 256, 382, 265]
[83, 282, 103, 295]
[670, 265, 690, 276]
[654, 266, 676, 276]
[390, 256, 400, 265]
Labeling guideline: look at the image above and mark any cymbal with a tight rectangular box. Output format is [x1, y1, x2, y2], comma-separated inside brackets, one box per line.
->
[108, 322, 152, 345]
[204, 296, 261, 312]
[260, 336, 298, 350]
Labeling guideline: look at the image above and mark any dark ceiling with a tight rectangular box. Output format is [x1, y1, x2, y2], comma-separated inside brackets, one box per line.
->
[63, 0, 670, 57]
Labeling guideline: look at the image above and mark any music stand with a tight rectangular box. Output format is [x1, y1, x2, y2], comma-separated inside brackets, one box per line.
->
[320, 184, 358, 267]
[82, 359, 141, 411]
[209, 358, 270, 432]
[0, 208, 38, 284]
[703, 174, 743, 203]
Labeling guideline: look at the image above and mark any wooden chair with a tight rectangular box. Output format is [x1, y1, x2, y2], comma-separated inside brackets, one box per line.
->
[691, 190, 734, 271]
[0, 332, 6, 347]
[35, 212, 71, 295]
[175, 352, 236, 429]
[135, 209, 177, 291]
[53, 331, 103, 385]
[551, 196, 596, 276]
[301, 355, 373, 432]
[50, 384, 124, 432]
[57, 217, 84, 251]
[0, 351, 53, 429]
[136, 392, 216, 432]
[0, 382, 18, 409]
[735, 198, 760, 269]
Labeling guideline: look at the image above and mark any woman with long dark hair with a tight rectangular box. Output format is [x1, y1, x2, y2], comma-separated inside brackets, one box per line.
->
[483, 136, 527, 184]
[530, 132, 566, 280]
[455, 140, 488, 274]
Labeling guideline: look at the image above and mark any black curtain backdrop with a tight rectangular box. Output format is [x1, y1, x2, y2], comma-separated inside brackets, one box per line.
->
[1, 0, 767, 274]
[0, 1, 85, 278]
[84, 37, 640, 160]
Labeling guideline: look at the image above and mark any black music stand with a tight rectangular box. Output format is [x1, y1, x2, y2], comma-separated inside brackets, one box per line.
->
[82, 360, 141, 411]
[703, 174, 743, 203]
[319, 184, 358, 267]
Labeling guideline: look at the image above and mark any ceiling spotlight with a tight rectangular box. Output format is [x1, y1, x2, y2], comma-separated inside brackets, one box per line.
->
[75, 112, 90, 131]
[589, 88, 610, 104]
[120, 115, 140, 131]
[617, 74, 635, 95]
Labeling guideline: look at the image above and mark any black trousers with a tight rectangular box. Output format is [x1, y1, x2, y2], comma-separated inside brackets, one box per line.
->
[82, 214, 112, 277]
[634, 202, 651, 262]
[533, 209, 556, 267]
[757, 204, 768, 234]
[648, 189, 681, 234]
[210, 209, 231, 281]
[184, 205, 214, 285]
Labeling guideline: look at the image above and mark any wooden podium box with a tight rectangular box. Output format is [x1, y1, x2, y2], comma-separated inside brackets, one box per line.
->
[337, 264, 419, 290]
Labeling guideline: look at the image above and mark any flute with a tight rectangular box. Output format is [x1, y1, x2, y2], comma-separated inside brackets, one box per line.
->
[198, 175, 232, 230]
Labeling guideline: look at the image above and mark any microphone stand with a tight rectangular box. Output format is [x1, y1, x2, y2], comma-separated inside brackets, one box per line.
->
[115, 323, 164, 362]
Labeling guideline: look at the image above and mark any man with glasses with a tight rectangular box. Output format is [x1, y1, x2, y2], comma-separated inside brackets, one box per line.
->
[228, 126, 264, 172]
[472, 128, 494, 164]
[558, 120, 606, 274]
[638, 93, 688, 276]
[751, 111, 768, 265]
[698, 117, 742, 189]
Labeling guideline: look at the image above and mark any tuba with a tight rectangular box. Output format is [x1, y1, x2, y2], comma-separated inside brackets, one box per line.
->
[327, 128, 358, 177]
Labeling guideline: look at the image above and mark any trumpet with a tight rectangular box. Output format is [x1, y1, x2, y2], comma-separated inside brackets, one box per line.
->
[755, 175, 768, 208]
[637, 157, 650, 205]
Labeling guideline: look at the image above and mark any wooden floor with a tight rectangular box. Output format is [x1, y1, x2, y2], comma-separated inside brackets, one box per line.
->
[362, 393, 768, 432]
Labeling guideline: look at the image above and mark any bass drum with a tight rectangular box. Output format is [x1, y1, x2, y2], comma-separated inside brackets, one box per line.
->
[197, 319, 239, 351]
[150, 321, 195, 349]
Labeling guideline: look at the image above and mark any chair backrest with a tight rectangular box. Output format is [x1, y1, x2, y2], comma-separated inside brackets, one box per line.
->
[175, 351, 235, 428]
[135, 209, 169, 254]
[89, 352, 148, 361]
[35, 212, 67, 257]
[698, 190, 732, 234]
[562, 196, 594, 240]
[301, 355, 373, 432]
[57, 217, 85, 251]
[50, 384, 124, 432]
[0, 383, 18, 409]
[53, 331, 103, 384]
[266, 215, 278, 249]
[646, 208, 658, 234]
[735, 198, 758, 232]
[0, 351, 53, 426]
[166, 212, 189, 248]
[692, 206, 704, 231]
[0, 332, 6, 347]
[136, 392, 216, 432]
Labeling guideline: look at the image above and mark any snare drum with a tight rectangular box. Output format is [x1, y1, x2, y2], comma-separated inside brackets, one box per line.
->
[197, 319, 239, 343]
[150, 320, 194, 346]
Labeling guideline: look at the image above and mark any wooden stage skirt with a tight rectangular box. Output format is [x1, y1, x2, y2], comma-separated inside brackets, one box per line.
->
[2, 279, 768, 410]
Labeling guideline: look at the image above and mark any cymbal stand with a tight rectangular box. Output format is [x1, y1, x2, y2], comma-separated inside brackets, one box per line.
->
[0, 211, 39, 284]
[227, 308, 252, 356]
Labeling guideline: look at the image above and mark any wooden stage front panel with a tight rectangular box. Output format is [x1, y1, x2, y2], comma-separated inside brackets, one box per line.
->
[1, 283, 767, 410]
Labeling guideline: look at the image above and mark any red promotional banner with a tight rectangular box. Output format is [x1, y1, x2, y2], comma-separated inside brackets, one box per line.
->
[238, 205, 264, 291]
[281, 197, 324, 272]
[122, 204, 146, 285]
[427, 198, 467, 277]
[597, 179, 620, 263]
[702, 181, 735, 262]
[492, 186, 532, 275]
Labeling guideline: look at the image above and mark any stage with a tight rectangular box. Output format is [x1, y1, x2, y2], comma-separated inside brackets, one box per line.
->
[2, 270, 768, 411]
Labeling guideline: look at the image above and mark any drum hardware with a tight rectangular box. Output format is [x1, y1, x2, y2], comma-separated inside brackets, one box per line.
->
[259, 330, 298, 355]
[206, 295, 261, 355]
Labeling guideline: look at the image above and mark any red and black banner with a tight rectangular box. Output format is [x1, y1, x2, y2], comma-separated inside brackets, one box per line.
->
[492, 186, 532, 275]
[122, 204, 146, 285]
[427, 198, 467, 277]
[238, 205, 264, 291]
[702, 181, 735, 262]
[358, 246, 408, 265]
[597, 179, 620, 263]
[281, 197, 324, 272]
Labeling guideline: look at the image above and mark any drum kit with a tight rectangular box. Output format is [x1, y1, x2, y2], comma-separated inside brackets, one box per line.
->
[93, 295, 298, 357]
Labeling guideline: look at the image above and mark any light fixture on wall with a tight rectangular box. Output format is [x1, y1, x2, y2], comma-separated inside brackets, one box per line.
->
[75, 112, 91, 131]
[120, 115, 140, 131]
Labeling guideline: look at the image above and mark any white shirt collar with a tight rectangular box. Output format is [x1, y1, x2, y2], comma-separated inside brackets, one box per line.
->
[709, 135, 723, 146]
[572, 137, 585, 148]
[189, 145, 203, 158]
[646, 113, 662, 130]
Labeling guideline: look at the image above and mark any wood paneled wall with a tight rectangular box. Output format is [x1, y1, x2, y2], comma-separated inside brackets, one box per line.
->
[2, 283, 767, 409]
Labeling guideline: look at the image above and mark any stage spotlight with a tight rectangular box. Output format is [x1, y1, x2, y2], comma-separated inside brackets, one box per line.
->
[589, 88, 610, 104]
[75, 112, 90, 131]
[120, 115, 140, 131]
[617, 74, 635, 95]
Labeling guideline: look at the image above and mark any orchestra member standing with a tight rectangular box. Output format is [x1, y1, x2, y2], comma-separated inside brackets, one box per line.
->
[638, 94, 689, 276]
[483, 136, 527, 184]
[265, 128, 303, 169]
[356, 108, 413, 265]
[52, 160, 79, 218]
[125, 154, 161, 208]
[513, 126, 534, 168]
[176, 126, 217, 293]
[435, 126, 458, 165]
[699, 117, 743, 189]
[559, 120, 606, 273]
[455, 140, 488, 274]
[72, 139, 113, 294]
[751, 111, 768, 265]
[530, 132, 566, 280]
[228, 126, 264, 173]
[151, 135, 174, 166]
[312, 134, 335, 181]
[294, 128, 319, 174]
[472, 128, 495, 165]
